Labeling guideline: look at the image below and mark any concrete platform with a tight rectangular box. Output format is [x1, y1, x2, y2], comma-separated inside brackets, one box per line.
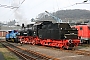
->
[0, 52, 5, 60]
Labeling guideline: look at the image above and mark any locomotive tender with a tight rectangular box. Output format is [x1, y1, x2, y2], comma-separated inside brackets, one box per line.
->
[17, 21, 80, 49]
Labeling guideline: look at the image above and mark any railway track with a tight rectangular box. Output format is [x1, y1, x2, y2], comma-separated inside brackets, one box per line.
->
[1, 40, 90, 59]
[61, 49, 90, 56]
[26, 44, 90, 56]
[0, 41, 59, 60]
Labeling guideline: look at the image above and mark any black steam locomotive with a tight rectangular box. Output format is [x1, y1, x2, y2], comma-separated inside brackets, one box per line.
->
[17, 21, 80, 49]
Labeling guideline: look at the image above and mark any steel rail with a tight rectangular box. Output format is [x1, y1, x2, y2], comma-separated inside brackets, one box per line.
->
[1, 42, 60, 60]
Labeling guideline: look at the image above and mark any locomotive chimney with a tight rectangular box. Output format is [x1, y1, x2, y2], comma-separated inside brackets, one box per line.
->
[22, 23, 24, 28]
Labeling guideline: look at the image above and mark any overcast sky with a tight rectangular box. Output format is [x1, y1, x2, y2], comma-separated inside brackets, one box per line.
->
[0, 0, 90, 24]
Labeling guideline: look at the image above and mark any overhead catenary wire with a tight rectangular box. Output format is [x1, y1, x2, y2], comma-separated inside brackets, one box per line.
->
[0, 0, 26, 22]
[21, 0, 25, 4]
[0, 0, 89, 21]
[0, 0, 89, 10]
[0, 0, 26, 9]
[59, 0, 90, 10]
[83, 0, 88, 2]
[14, 0, 26, 11]
[0, 4, 19, 9]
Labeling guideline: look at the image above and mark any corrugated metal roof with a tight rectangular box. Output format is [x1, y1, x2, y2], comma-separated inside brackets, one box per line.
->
[0, 26, 21, 31]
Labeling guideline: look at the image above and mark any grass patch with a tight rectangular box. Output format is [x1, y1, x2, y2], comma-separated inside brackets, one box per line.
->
[3, 52, 18, 60]
[0, 43, 20, 60]
[0, 43, 4, 48]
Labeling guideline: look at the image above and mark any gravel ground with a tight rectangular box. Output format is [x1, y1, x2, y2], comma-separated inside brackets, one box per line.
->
[78, 46, 90, 51]
[11, 43, 90, 60]
[1, 39, 90, 60]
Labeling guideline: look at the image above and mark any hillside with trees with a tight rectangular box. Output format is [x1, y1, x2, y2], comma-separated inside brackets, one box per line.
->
[37, 9, 90, 23]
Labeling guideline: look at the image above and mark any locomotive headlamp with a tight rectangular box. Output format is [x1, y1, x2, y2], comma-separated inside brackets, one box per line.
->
[34, 32, 35, 33]
[61, 28, 62, 30]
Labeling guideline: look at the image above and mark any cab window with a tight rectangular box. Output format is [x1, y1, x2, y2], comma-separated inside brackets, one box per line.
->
[80, 27, 82, 30]
[88, 26, 90, 30]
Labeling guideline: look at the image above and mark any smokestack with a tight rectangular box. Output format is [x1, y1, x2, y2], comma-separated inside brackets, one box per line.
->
[22, 23, 24, 28]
